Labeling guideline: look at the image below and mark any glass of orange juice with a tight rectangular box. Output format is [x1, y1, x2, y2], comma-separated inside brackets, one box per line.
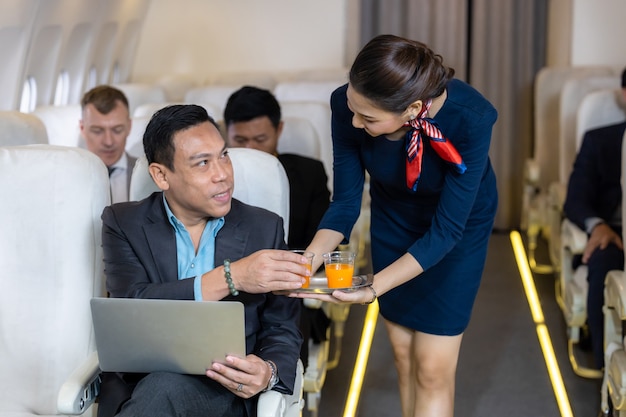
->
[323, 251, 356, 288]
[291, 250, 315, 288]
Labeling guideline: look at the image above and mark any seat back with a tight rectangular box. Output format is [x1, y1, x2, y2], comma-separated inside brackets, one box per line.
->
[0, 145, 109, 416]
[278, 116, 321, 160]
[532, 66, 614, 191]
[184, 85, 240, 118]
[153, 74, 197, 102]
[130, 148, 290, 239]
[273, 81, 342, 105]
[576, 89, 626, 150]
[128, 103, 224, 159]
[210, 72, 277, 90]
[125, 115, 151, 159]
[559, 74, 621, 184]
[133, 102, 221, 119]
[280, 101, 333, 192]
[32, 104, 82, 147]
[0, 110, 48, 145]
[113, 83, 167, 116]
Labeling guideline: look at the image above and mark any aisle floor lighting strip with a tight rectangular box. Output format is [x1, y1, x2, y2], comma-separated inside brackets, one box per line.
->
[510, 230, 573, 417]
[343, 300, 379, 417]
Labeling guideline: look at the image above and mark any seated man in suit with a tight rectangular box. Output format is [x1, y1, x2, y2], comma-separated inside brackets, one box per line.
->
[223, 86, 331, 368]
[563, 67, 626, 370]
[80, 85, 136, 203]
[98, 104, 305, 417]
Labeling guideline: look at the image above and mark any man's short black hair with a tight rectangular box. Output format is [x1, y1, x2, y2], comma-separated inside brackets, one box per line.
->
[223, 86, 281, 129]
[143, 104, 220, 171]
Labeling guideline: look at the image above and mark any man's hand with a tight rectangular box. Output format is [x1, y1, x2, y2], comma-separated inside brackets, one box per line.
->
[231, 249, 311, 293]
[205, 354, 272, 398]
[583, 223, 624, 263]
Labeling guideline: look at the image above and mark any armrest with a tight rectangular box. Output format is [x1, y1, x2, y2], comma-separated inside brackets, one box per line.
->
[57, 351, 101, 415]
[257, 390, 285, 417]
[561, 218, 588, 254]
[606, 270, 626, 319]
[548, 181, 567, 212]
[257, 359, 304, 417]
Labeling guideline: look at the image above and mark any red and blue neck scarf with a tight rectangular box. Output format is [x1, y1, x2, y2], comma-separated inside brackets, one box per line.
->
[404, 100, 466, 191]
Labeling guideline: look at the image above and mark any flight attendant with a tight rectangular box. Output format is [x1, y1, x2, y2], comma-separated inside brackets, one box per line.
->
[296, 34, 498, 417]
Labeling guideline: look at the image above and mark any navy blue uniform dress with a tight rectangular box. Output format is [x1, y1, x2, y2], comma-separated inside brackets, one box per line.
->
[318, 80, 498, 335]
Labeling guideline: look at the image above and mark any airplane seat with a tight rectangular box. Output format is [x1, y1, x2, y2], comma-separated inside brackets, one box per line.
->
[125, 115, 150, 159]
[548, 75, 622, 270]
[279, 101, 333, 194]
[210, 72, 278, 91]
[129, 148, 290, 239]
[152, 74, 198, 102]
[112, 83, 167, 116]
[127, 103, 223, 159]
[183, 85, 241, 118]
[523, 66, 615, 274]
[31, 104, 82, 147]
[279, 100, 370, 416]
[601, 128, 626, 415]
[273, 81, 342, 106]
[0, 145, 109, 417]
[0, 110, 48, 145]
[278, 116, 322, 161]
[288, 68, 348, 84]
[133, 102, 221, 119]
[128, 149, 303, 416]
[557, 84, 626, 379]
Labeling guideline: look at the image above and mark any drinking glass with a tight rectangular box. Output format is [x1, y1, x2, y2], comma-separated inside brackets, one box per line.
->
[322, 251, 356, 288]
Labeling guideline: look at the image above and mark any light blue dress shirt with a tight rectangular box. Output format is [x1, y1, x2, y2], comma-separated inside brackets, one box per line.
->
[163, 195, 224, 300]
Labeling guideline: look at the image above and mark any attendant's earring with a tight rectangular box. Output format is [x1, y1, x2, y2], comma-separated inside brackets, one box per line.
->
[409, 114, 416, 120]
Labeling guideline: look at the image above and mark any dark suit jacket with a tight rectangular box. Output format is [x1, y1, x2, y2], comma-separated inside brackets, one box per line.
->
[98, 193, 302, 417]
[564, 121, 626, 230]
[278, 153, 330, 249]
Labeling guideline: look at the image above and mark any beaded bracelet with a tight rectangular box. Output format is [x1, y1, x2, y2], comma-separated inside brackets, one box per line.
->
[223, 259, 239, 296]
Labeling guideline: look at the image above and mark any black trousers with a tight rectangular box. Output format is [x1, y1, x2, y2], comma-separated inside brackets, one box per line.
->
[585, 226, 624, 369]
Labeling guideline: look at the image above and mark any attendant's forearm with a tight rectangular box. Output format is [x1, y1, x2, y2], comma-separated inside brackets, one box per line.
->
[306, 228, 345, 271]
[372, 253, 424, 297]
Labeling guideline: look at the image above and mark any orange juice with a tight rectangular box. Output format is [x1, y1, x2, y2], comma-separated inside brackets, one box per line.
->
[291, 250, 314, 289]
[325, 263, 354, 288]
[301, 263, 313, 288]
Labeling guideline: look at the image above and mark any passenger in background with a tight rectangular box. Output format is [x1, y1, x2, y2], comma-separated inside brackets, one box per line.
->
[98, 104, 304, 417]
[80, 85, 135, 203]
[563, 67, 626, 370]
[294, 35, 498, 417]
[223, 85, 331, 250]
[223, 86, 331, 368]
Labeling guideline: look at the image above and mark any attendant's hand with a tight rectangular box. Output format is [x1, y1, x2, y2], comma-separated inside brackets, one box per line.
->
[583, 223, 624, 263]
[206, 354, 272, 398]
[231, 249, 310, 293]
[290, 285, 377, 305]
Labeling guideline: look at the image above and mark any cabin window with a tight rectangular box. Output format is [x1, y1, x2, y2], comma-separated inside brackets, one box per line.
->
[53, 70, 70, 105]
[19, 76, 37, 113]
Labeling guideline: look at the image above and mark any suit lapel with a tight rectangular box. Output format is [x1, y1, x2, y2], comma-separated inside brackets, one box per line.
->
[215, 201, 250, 264]
[143, 194, 178, 282]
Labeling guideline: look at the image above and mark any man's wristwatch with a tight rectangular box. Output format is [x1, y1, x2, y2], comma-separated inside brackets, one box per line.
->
[264, 360, 279, 391]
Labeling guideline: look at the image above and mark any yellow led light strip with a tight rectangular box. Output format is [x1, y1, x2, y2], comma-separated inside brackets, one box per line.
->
[343, 300, 379, 417]
[510, 230, 573, 417]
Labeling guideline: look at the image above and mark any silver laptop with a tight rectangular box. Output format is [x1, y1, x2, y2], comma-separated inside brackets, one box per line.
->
[91, 297, 246, 375]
